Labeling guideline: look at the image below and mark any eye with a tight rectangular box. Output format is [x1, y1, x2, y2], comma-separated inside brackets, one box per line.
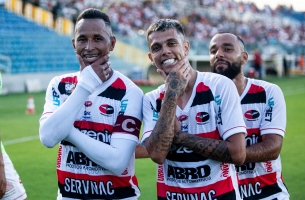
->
[95, 37, 103, 41]
[210, 49, 216, 54]
[77, 37, 86, 42]
[168, 41, 176, 46]
[224, 47, 232, 52]
[151, 45, 160, 53]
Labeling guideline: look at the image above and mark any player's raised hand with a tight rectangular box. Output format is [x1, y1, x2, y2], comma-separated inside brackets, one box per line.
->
[165, 57, 191, 97]
[77, 54, 112, 82]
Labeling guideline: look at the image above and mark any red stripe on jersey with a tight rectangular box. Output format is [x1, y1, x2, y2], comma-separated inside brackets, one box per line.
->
[238, 172, 277, 187]
[61, 76, 78, 84]
[74, 121, 113, 133]
[113, 115, 141, 138]
[157, 177, 235, 197]
[196, 82, 210, 92]
[248, 84, 265, 94]
[57, 170, 136, 188]
[157, 182, 166, 198]
[110, 78, 126, 90]
[246, 128, 260, 136]
[196, 129, 221, 140]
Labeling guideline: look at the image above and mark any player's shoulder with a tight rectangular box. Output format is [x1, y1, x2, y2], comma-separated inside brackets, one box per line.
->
[197, 71, 235, 88]
[113, 70, 143, 94]
[50, 71, 79, 83]
[144, 84, 165, 98]
[247, 77, 282, 92]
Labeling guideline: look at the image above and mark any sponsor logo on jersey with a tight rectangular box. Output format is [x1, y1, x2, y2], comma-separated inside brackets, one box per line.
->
[58, 76, 78, 95]
[244, 110, 260, 120]
[157, 165, 164, 181]
[167, 164, 211, 183]
[98, 78, 126, 101]
[150, 102, 159, 121]
[119, 99, 128, 115]
[83, 101, 92, 120]
[99, 104, 114, 116]
[166, 190, 216, 200]
[191, 82, 214, 107]
[52, 87, 60, 106]
[265, 97, 274, 122]
[264, 161, 273, 173]
[178, 115, 188, 132]
[64, 178, 114, 196]
[196, 112, 209, 124]
[241, 84, 266, 104]
[220, 162, 229, 178]
[74, 121, 113, 143]
[236, 162, 256, 173]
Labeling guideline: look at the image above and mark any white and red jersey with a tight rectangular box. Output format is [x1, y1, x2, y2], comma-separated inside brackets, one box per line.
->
[141, 72, 247, 200]
[236, 78, 289, 200]
[42, 70, 142, 200]
[1, 142, 27, 200]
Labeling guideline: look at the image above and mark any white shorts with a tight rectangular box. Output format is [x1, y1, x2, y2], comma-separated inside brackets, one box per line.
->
[1, 153, 27, 200]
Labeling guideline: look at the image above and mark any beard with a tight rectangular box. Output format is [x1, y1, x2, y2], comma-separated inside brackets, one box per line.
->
[211, 59, 242, 80]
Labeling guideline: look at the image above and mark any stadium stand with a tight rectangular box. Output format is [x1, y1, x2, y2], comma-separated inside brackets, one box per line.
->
[0, 6, 138, 76]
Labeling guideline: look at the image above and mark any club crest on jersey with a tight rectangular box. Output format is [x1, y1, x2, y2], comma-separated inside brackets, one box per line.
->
[196, 112, 210, 124]
[244, 110, 260, 121]
[82, 101, 92, 120]
[99, 104, 114, 116]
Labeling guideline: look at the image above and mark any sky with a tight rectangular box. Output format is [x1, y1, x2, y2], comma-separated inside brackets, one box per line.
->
[235, 0, 305, 12]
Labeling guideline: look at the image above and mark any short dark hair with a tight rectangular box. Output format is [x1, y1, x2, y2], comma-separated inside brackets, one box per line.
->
[217, 31, 245, 51]
[146, 19, 185, 41]
[76, 8, 111, 27]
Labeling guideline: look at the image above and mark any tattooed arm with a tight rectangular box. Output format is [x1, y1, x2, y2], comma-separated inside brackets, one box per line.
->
[145, 59, 190, 164]
[173, 128, 246, 166]
[245, 134, 283, 163]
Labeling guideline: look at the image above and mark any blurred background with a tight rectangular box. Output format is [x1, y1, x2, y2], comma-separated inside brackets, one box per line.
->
[0, 0, 304, 94]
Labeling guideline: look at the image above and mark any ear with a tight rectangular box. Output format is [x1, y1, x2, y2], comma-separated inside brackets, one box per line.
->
[184, 41, 190, 57]
[241, 51, 248, 65]
[72, 39, 76, 52]
[148, 53, 155, 66]
[109, 36, 116, 51]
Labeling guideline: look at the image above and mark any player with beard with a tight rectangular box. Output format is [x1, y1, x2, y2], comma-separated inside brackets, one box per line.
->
[209, 32, 290, 200]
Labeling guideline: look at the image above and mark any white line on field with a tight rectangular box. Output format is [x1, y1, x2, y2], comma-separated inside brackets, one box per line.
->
[3, 135, 39, 146]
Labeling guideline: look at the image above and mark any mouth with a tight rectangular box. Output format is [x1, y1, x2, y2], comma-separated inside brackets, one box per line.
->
[214, 59, 229, 69]
[162, 58, 176, 66]
[83, 54, 100, 63]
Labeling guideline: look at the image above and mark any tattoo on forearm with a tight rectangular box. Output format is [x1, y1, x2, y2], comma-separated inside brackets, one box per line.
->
[149, 100, 176, 153]
[175, 131, 233, 162]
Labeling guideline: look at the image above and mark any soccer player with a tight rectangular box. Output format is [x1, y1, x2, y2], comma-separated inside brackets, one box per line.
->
[39, 8, 142, 199]
[141, 19, 247, 200]
[0, 74, 27, 200]
[209, 32, 289, 199]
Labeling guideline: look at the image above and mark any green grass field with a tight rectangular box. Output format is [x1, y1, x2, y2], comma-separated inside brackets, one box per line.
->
[0, 76, 304, 199]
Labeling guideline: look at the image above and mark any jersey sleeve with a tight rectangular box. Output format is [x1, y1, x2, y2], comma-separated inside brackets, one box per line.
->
[260, 84, 286, 136]
[140, 93, 156, 146]
[215, 77, 247, 140]
[40, 76, 61, 120]
[112, 84, 144, 142]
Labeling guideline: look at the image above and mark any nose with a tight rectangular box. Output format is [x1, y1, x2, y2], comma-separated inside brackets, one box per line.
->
[85, 39, 94, 50]
[161, 44, 171, 55]
[215, 49, 224, 58]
